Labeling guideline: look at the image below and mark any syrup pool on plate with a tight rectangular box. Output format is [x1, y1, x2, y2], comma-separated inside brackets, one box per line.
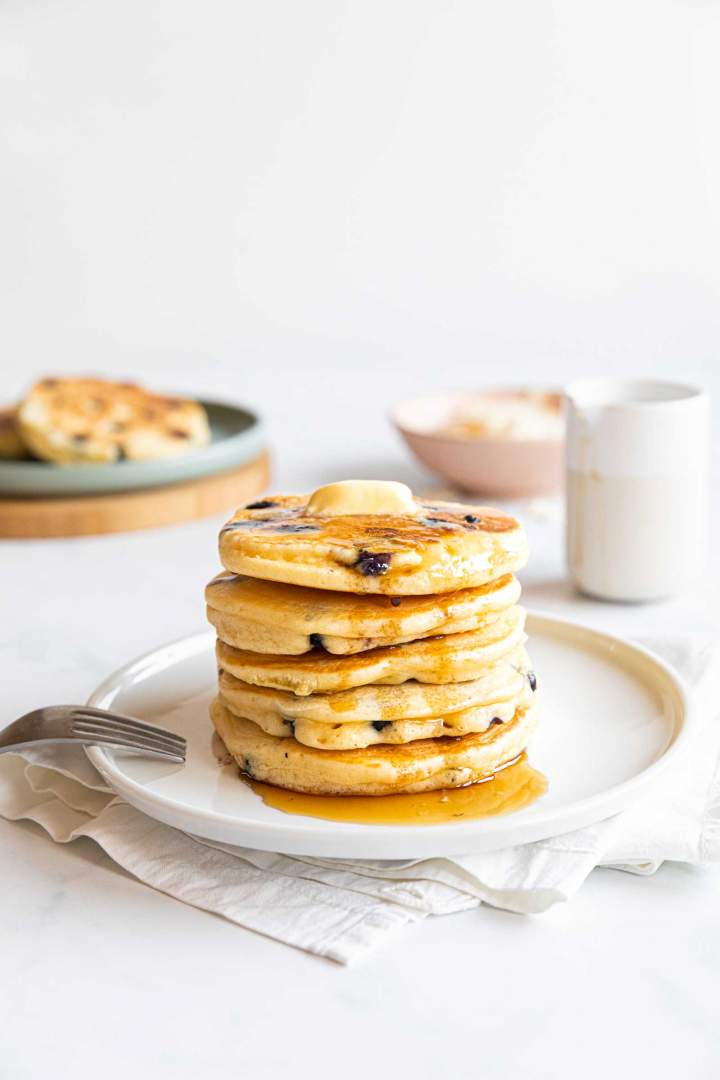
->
[242, 755, 547, 826]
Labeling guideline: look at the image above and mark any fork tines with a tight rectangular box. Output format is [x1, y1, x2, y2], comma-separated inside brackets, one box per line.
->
[71, 708, 186, 761]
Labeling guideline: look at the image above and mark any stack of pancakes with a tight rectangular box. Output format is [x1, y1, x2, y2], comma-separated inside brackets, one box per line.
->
[207, 481, 537, 796]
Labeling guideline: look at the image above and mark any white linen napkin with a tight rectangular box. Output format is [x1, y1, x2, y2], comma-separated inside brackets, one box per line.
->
[2, 635, 719, 965]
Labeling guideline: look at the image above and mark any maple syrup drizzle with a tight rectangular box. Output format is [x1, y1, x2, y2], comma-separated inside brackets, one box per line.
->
[242, 754, 547, 826]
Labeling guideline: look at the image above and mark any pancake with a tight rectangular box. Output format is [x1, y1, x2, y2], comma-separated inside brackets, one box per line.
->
[219, 681, 533, 749]
[211, 696, 538, 795]
[216, 605, 526, 695]
[0, 407, 27, 459]
[206, 571, 521, 655]
[210, 606, 497, 656]
[218, 494, 528, 594]
[217, 645, 534, 723]
[17, 377, 210, 464]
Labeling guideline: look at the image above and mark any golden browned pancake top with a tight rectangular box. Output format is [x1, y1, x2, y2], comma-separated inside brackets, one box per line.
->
[17, 376, 209, 463]
[222, 494, 518, 550]
[219, 494, 528, 594]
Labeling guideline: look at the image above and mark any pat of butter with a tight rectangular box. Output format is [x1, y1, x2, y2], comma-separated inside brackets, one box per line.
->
[306, 480, 418, 516]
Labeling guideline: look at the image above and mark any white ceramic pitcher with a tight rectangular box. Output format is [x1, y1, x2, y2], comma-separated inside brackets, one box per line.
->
[565, 378, 709, 602]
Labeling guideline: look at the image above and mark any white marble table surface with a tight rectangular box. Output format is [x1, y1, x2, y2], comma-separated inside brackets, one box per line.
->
[2, 357, 719, 1080]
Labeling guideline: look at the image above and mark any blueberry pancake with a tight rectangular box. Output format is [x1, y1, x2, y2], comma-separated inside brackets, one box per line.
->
[218, 481, 528, 594]
[0, 407, 27, 459]
[17, 377, 210, 464]
[211, 696, 538, 795]
[219, 680, 534, 749]
[217, 645, 533, 724]
[206, 571, 521, 655]
[216, 605, 526, 696]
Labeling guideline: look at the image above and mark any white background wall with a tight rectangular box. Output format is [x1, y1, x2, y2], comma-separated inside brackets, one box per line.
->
[1, 0, 719, 477]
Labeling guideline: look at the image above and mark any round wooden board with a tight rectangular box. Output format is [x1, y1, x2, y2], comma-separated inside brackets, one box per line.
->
[0, 452, 270, 539]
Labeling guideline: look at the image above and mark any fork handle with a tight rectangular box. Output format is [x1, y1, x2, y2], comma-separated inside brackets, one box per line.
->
[0, 714, 78, 754]
[0, 718, 37, 753]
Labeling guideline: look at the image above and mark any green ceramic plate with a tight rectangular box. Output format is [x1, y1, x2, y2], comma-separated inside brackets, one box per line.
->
[0, 401, 266, 497]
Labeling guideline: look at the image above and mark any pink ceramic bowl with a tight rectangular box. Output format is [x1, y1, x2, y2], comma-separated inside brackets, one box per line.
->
[392, 389, 565, 498]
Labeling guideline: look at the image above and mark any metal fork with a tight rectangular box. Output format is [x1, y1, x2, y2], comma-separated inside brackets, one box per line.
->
[0, 705, 186, 762]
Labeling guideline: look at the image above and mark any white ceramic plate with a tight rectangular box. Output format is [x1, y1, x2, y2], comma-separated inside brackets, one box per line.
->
[86, 613, 694, 859]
